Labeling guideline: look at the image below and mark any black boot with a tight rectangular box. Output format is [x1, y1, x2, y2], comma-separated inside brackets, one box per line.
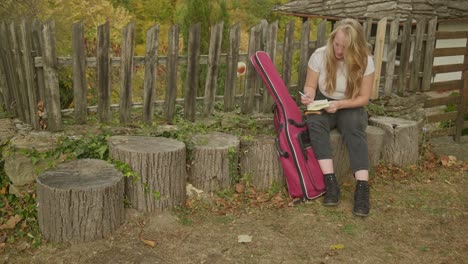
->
[353, 180, 370, 217]
[323, 173, 340, 206]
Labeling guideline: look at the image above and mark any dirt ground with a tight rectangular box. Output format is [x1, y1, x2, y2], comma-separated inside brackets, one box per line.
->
[2, 155, 467, 264]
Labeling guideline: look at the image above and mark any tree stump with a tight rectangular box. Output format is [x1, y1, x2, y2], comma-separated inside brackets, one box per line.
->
[240, 134, 284, 190]
[108, 136, 186, 212]
[369, 116, 419, 166]
[36, 159, 124, 243]
[331, 126, 385, 183]
[189, 132, 240, 192]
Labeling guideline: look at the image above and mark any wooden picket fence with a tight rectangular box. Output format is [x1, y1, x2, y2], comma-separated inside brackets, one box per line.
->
[0, 17, 466, 140]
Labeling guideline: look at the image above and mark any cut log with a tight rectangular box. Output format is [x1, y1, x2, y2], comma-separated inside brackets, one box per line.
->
[36, 159, 124, 243]
[108, 136, 186, 212]
[330, 126, 385, 183]
[240, 134, 284, 190]
[369, 116, 419, 166]
[189, 132, 240, 192]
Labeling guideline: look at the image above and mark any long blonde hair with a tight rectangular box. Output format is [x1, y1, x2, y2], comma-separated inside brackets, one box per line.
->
[324, 18, 370, 99]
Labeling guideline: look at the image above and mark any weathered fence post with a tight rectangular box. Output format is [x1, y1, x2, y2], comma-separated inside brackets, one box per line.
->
[32, 19, 46, 103]
[282, 20, 295, 91]
[398, 15, 412, 95]
[256, 20, 268, 111]
[165, 24, 179, 122]
[143, 24, 159, 124]
[72, 20, 87, 124]
[242, 22, 262, 114]
[384, 16, 399, 96]
[204, 21, 224, 116]
[421, 17, 438, 91]
[372, 17, 387, 99]
[41, 20, 62, 132]
[224, 22, 240, 112]
[19, 19, 39, 129]
[363, 18, 373, 41]
[316, 19, 328, 49]
[10, 21, 30, 124]
[261, 20, 278, 113]
[455, 32, 468, 143]
[1, 22, 20, 117]
[97, 21, 111, 123]
[297, 19, 311, 102]
[120, 22, 135, 124]
[410, 18, 427, 92]
[184, 23, 200, 122]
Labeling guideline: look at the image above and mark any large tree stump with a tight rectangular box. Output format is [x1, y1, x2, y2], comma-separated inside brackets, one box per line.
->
[108, 136, 186, 212]
[331, 126, 385, 183]
[369, 116, 419, 165]
[36, 159, 124, 243]
[189, 132, 240, 192]
[240, 134, 284, 190]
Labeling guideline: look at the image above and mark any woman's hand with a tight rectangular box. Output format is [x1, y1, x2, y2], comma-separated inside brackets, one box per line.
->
[324, 101, 340, 113]
[300, 94, 313, 105]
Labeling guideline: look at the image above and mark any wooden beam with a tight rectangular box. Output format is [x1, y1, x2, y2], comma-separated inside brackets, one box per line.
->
[372, 17, 387, 99]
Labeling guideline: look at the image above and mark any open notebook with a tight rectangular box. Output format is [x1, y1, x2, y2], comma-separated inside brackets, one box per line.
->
[306, 99, 330, 111]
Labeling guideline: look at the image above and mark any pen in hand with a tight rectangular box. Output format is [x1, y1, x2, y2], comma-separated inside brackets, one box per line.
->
[298, 91, 310, 99]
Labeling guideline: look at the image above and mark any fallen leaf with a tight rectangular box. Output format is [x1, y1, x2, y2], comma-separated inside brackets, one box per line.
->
[141, 238, 156, 247]
[330, 244, 345, 250]
[237, 235, 252, 243]
[234, 183, 245, 194]
[0, 215, 22, 230]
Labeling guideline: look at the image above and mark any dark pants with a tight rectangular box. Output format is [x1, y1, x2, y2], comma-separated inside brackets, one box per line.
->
[306, 103, 369, 173]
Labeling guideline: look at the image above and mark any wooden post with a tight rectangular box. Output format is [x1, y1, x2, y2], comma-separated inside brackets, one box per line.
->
[108, 136, 187, 212]
[165, 24, 179, 123]
[142, 24, 159, 124]
[256, 20, 268, 111]
[97, 21, 111, 123]
[363, 18, 373, 42]
[0, 54, 7, 110]
[19, 19, 39, 129]
[120, 22, 135, 124]
[261, 20, 278, 113]
[398, 16, 412, 95]
[72, 21, 87, 125]
[9, 21, 30, 123]
[316, 19, 327, 49]
[372, 17, 387, 99]
[32, 19, 46, 103]
[37, 159, 125, 243]
[410, 18, 427, 92]
[241, 23, 261, 114]
[421, 17, 438, 91]
[41, 20, 62, 132]
[298, 19, 311, 102]
[384, 16, 399, 96]
[282, 20, 294, 90]
[1, 22, 21, 118]
[224, 23, 240, 112]
[184, 23, 200, 122]
[203, 22, 224, 116]
[454, 31, 468, 143]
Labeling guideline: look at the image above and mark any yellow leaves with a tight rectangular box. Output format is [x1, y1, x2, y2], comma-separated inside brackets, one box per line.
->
[329, 244, 345, 250]
[141, 238, 157, 248]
